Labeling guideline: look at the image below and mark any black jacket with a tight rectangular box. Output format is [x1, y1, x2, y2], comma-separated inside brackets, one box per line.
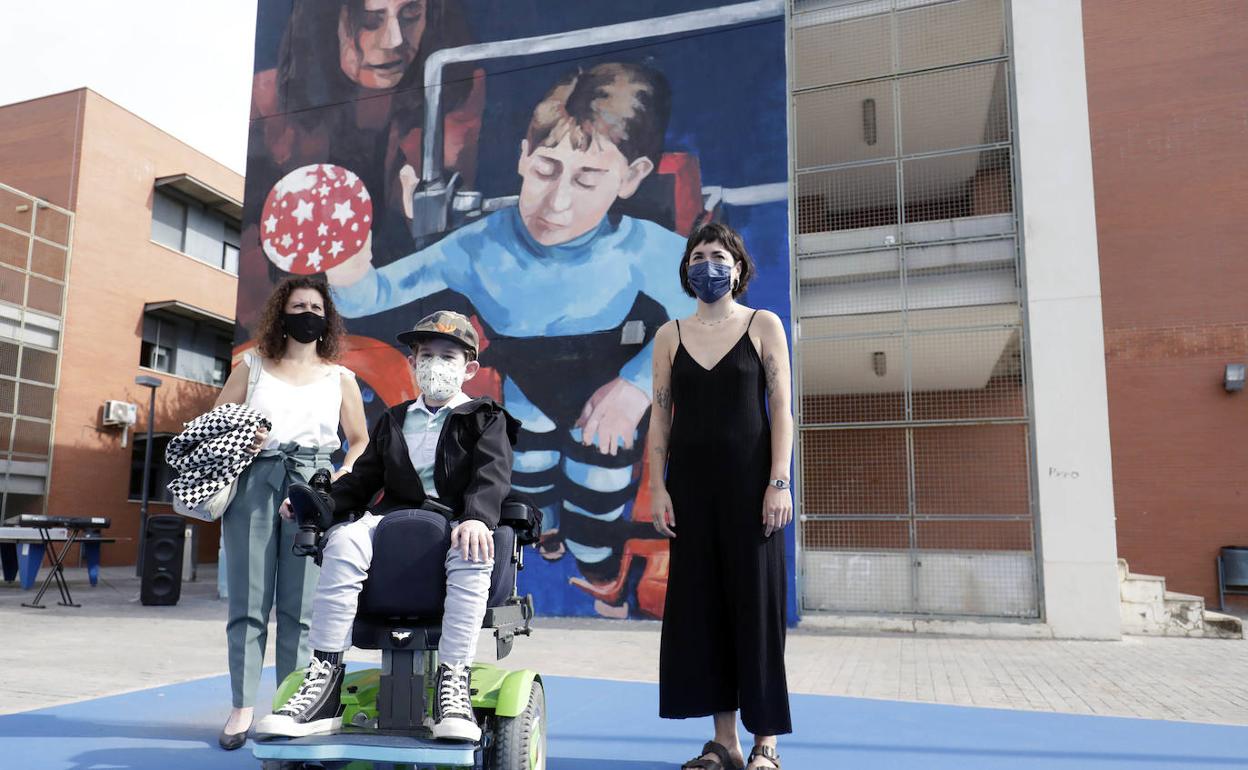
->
[329, 397, 519, 529]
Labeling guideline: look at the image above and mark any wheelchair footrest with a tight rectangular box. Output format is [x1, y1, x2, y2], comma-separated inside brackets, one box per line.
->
[253, 732, 476, 766]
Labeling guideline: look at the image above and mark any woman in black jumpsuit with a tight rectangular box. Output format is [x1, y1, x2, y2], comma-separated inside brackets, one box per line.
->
[649, 223, 793, 770]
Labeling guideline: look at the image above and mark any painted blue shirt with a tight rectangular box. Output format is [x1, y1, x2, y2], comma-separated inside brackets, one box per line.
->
[333, 207, 695, 397]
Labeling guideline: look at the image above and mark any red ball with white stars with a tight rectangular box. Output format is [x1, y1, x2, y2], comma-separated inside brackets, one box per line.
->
[260, 163, 373, 274]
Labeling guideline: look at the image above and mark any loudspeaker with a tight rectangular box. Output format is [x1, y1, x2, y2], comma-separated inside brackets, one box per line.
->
[140, 514, 185, 606]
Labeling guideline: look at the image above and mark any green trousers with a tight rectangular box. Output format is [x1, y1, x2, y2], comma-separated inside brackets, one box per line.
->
[222, 445, 331, 708]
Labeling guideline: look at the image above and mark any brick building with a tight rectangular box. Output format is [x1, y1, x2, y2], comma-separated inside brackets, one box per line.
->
[1084, 2, 1248, 606]
[0, 89, 241, 567]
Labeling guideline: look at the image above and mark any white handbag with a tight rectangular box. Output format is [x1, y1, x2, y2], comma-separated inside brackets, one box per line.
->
[173, 351, 264, 522]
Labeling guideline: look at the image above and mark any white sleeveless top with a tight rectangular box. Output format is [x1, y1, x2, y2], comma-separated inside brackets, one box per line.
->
[246, 354, 347, 451]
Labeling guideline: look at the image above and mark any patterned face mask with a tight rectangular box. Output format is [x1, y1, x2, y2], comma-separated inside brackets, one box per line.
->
[415, 357, 466, 402]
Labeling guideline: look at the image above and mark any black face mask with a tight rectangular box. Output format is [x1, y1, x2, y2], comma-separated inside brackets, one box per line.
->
[282, 312, 327, 344]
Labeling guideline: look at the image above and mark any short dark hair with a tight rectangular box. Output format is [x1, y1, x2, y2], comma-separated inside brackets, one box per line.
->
[409, 337, 477, 363]
[525, 62, 671, 167]
[679, 222, 756, 300]
[255, 275, 346, 361]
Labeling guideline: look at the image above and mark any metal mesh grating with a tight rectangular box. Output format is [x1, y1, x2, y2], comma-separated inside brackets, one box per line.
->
[791, 0, 1036, 617]
[19, 348, 58, 385]
[0, 343, 17, 378]
[12, 417, 50, 457]
[796, 162, 899, 236]
[30, 241, 67, 281]
[0, 379, 14, 414]
[17, 382, 55, 420]
[0, 228, 29, 270]
[25, 276, 64, 317]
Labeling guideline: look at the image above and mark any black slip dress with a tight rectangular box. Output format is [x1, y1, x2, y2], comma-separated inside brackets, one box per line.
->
[658, 310, 792, 736]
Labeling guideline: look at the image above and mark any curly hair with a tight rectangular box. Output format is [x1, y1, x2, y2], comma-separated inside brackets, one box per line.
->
[254, 276, 347, 361]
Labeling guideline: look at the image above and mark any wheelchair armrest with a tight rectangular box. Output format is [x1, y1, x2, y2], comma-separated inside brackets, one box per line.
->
[500, 496, 542, 546]
[422, 498, 453, 517]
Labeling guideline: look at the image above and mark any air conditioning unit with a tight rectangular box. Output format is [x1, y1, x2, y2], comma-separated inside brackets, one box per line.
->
[102, 400, 138, 427]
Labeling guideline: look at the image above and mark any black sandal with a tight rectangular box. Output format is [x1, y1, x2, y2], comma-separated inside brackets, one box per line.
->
[682, 740, 744, 770]
[747, 744, 781, 769]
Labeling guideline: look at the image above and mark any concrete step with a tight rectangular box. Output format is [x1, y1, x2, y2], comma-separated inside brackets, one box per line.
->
[1202, 610, 1245, 640]
[1162, 591, 1206, 633]
[1120, 574, 1166, 604]
[1118, 558, 1241, 639]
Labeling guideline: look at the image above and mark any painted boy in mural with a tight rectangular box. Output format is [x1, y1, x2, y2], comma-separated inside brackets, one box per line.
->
[326, 62, 696, 615]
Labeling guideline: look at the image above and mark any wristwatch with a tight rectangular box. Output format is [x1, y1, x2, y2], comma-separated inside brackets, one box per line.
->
[768, 478, 790, 490]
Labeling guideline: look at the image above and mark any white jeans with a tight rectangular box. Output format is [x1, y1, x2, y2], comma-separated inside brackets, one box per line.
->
[306, 512, 494, 664]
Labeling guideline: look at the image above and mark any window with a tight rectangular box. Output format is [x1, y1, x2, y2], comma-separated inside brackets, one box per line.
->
[141, 339, 174, 372]
[141, 309, 233, 386]
[223, 225, 241, 275]
[151, 191, 187, 251]
[129, 433, 174, 503]
[150, 190, 240, 275]
[212, 356, 230, 387]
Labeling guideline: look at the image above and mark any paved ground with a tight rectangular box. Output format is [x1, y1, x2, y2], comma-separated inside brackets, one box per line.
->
[8, 674, 1248, 770]
[3, 566, 1248, 728]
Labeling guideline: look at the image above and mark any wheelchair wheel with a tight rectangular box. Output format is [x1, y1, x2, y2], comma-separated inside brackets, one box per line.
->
[486, 679, 546, 770]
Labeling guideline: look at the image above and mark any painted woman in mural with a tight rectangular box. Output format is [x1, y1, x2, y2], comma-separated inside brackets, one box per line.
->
[325, 62, 697, 616]
[240, 0, 484, 329]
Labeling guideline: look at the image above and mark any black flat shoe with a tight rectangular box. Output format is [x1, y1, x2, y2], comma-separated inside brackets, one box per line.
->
[218, 727, 248, 750]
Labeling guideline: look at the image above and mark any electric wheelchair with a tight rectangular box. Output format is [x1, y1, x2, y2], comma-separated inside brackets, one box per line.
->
[253, 481, 544, 770]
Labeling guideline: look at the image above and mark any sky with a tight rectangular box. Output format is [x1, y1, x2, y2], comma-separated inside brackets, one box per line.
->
[0, 1, 258, 174]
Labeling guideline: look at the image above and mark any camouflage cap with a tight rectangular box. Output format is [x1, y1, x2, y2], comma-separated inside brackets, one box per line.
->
[396, 310, 480, 357]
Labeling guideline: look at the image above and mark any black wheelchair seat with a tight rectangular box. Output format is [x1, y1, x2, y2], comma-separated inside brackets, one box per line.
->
[352, 508, 518, 649]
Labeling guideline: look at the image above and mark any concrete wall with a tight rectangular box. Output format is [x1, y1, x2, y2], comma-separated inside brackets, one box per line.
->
[11, 90, 243, 567]
[1083, 2, 1248, 607]
[1010, 0, 1120, 639]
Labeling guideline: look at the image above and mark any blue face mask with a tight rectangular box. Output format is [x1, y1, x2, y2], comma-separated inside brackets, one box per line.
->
[687, 261, 734, 304]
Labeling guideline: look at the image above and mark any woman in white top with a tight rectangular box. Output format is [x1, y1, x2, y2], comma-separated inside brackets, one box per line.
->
[213, 276, 368, 750]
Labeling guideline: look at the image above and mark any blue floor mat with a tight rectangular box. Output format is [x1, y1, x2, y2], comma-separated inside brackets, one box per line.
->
[1, 671, 1246, 769]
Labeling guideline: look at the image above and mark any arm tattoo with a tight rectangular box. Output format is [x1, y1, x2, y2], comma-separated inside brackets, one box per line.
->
[655, 385, 672, 411]
[764, 353, 781, 398]
[650, 441, 668, 462]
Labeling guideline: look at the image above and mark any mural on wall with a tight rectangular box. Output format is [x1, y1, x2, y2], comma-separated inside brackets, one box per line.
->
[242, 0, 793, 619]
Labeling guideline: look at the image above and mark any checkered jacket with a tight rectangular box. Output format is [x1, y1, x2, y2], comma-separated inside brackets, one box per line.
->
[165, 403, 272, 508]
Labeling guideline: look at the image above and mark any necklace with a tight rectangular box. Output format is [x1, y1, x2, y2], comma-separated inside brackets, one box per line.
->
[695, 306, 738, 327]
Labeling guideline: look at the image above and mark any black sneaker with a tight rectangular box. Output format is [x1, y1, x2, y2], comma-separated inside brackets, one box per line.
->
[430, 662, 480, 741]
[255, 657, 344, 737]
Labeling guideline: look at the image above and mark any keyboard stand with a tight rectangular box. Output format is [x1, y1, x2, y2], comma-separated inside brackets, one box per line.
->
[22, 525, 85, 609]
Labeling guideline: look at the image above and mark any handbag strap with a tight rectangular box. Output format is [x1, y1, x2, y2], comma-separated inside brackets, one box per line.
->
[243, 350, 263, 406]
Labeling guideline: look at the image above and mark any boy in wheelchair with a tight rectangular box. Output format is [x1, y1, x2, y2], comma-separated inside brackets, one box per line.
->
[256, 311, 519, 742]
